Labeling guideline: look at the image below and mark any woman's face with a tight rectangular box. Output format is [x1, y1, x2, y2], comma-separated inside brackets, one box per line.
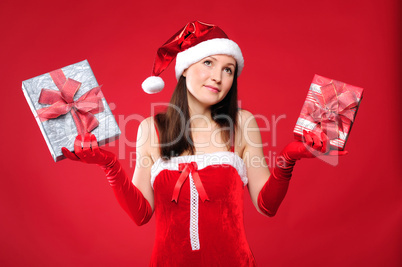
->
[183, 54, 236, 107]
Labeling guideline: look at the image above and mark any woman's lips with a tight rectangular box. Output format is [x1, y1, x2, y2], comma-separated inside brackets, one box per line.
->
[204, 85, 220, 93]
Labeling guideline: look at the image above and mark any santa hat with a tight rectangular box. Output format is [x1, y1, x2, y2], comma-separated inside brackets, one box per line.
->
[142, 21, 244, 94]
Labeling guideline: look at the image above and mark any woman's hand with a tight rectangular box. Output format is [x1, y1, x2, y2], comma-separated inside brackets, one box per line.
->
[282, 130, 348, 161]
[62, 133, 115, 166]
[257, 130, 348, 217]
[62, 132, 153, 226]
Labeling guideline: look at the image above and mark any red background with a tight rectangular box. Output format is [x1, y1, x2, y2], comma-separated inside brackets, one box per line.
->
[1, 0, 401, 266]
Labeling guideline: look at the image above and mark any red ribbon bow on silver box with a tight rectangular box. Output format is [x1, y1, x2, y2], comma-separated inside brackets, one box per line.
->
[37, 69, 104, 135]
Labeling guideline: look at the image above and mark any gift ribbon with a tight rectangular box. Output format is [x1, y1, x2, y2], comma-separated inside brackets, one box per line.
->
[172, 162, 209, 203]
[36, 69, 104, 135]
[303, 80, 359, 139]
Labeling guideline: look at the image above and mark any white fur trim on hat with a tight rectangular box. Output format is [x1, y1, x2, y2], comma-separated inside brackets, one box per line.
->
[142, 76, 165, 94]
[175, 38, 244, 80]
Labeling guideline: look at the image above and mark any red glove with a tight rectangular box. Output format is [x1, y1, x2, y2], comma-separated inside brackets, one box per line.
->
[62, 133, 115, 166]
[257, 130, 348, 217]
[62, 133, 153, 226]
[281, 130, 348, 161]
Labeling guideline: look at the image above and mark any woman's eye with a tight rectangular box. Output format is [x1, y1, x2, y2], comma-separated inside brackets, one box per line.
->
[204, 60, 212, 66]
[224, 68, 233, 74]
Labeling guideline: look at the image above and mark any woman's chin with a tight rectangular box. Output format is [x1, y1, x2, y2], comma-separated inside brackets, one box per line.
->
[188, 90, 226, 107]
[199, 97, 223, 107]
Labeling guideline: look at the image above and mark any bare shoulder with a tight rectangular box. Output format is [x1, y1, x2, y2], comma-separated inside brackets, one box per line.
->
[238, 108, 255, 121]
[138, 116, 154, 131]
[236, 109, 258, 155]
[237, 109, 258, 130]
[237, 109, 264, 158]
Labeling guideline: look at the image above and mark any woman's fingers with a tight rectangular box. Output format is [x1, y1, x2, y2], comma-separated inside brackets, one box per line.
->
[74, 134, 82, 151]
[63, 134, 108, 164]
[90, 133, 100, 154]
[82, 133, 92, 154]
[310, 132, 323, 151]
[62, 147, 80, 161]
[302, 131, 349, 157]
[303, 130, 314, 146]
[303, 130, 323, 151]
[74, 135, 83, 158]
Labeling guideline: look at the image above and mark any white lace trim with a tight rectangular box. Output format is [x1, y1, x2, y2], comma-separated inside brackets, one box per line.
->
[150, 151, 248, 188]
[189, 173, 200, 250]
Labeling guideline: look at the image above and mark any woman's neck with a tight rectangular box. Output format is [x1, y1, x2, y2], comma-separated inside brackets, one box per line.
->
[187, 92, 214, 128]
[188, 105, 214, 128]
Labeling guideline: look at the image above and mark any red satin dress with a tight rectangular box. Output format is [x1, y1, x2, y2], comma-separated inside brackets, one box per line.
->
[149, 129, 256, 266]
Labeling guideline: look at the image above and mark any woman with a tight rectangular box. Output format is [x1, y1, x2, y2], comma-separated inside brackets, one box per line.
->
[62, 21, 346, 266]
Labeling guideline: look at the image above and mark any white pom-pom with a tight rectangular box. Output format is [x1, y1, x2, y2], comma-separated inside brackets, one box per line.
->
[142, 76, 165, 94]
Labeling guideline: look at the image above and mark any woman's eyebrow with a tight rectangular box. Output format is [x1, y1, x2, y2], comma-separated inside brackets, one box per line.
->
[208, 56, 236, 67]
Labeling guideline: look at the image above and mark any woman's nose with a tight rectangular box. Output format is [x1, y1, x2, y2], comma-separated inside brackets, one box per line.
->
[211, 68, 222, 83]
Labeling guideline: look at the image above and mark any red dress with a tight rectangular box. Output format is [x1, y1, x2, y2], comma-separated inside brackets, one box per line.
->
[149, 150, 256, 266]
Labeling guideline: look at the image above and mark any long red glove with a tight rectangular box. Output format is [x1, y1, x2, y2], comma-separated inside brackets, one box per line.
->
[257, 130, 348, 217]
[62, 133, 153, 226]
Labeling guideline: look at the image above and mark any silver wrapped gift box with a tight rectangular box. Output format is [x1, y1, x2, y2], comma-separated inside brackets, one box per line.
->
[22, 60, 121, 162]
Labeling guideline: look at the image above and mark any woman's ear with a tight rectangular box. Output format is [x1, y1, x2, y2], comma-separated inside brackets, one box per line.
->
[182, 69, 187, 77]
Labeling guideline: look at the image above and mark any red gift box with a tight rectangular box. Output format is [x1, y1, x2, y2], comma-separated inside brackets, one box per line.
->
[293, 74, 363, 150]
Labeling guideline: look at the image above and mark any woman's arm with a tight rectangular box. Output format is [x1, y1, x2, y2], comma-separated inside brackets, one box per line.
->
[62, 117, 156, 226]
[239, 110, 345, 217]
[131, 117, 156, 212]
[238, 110, 272, 216]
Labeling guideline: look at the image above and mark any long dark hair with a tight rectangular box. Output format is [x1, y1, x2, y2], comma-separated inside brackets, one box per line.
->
[155, 67, 239, 159]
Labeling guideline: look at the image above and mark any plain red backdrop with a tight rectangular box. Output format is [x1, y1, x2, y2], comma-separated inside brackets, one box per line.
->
[1, 0, 401, 266]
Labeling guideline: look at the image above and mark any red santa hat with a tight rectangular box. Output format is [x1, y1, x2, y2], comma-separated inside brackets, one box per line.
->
[142, 21, 244, 94]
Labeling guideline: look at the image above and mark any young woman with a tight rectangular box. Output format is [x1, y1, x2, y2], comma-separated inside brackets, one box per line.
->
[62, 21, 346, 266]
